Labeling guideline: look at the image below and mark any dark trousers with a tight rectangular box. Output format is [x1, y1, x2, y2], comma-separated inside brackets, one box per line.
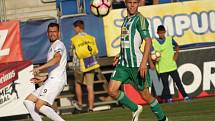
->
[159, 70, 188, 100]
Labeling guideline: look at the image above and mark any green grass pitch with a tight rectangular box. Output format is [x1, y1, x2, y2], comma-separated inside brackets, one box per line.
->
[22, 97, 215, 121]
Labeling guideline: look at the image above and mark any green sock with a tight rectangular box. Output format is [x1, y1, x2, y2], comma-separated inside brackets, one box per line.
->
[116, 91, 138, 112]
[150, 99, 165, 120]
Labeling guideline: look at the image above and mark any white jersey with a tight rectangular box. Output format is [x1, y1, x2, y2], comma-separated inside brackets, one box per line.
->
[47, 40, 67, 84]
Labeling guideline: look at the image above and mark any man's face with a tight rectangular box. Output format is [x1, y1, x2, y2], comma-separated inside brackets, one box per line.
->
[48, 26, 59, 42]
[73, 26, 81, 33]
[157, 30, 166, 39]
[126, 0, 139, 16]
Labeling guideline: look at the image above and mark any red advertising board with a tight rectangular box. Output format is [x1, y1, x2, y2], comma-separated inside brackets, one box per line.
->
[0, 21, 23, 63]
[124, 47, 215, 105]
[0, 61, 34, 117]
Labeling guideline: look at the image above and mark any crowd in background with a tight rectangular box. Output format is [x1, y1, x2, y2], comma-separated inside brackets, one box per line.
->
[112, 0, 194, 8]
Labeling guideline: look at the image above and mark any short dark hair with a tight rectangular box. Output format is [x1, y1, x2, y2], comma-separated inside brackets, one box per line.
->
[157, 25, 166, 32]
[73, 20, 84, 30]
[48, 23, 59, 31]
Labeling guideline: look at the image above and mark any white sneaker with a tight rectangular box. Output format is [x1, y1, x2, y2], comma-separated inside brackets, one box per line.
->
[163, 116, 169, 121]
[159, 116, 169, 121]
[72, 100, 82, 110]
[132, 105, 143, 121]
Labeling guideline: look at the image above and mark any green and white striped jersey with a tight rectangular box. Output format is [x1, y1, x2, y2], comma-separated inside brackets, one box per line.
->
[119, 12, 150, 67]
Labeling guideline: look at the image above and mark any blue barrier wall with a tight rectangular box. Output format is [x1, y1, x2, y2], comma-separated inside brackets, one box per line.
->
[20, 15, 106, 64]
[60, 15, 107, 58]
[20, 19, 56, 64]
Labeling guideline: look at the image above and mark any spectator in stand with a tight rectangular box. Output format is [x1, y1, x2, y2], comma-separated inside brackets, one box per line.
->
[139, 0, 159, 6]
[71, 20, 99, 113]
[112, 0, 126, 9]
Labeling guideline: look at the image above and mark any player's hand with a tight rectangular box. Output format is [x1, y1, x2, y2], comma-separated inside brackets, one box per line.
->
[113, 55, 119, 66]
[173, 52, 179, 61]
[149, 62, 155, 70]
[139, 62, 147, 79]
[30, 78, 41, 84]
[32, 67, 40, 76]
[173, 54, 177, 61]
[30, 76, 47, 84]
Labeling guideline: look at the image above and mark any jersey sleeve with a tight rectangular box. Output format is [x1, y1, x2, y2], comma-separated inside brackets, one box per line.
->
[54, 42, 64, 55]
[172, 38, 178, 47]
[136, 15, 151, 39]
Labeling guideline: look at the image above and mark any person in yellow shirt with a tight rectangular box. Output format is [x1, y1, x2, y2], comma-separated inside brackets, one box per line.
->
[71, 20, 99, 112]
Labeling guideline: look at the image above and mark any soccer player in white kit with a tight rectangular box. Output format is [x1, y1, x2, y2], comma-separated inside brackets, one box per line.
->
[23, 23, 67, 121]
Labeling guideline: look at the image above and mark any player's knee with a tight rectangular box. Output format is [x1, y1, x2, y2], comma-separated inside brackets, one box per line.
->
[108, 89, 117, 98]
[25, 94, 34, 100]
[24, 94, 37, 104]
[35, 101, 45, 111]
[140, 90, 151, 100]
[87, 85, 94, 92]
[141, 93, 149, 100]
[23, 99, 31, 107]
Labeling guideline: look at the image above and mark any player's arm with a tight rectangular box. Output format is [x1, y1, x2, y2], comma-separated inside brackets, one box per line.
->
[148, 47, 155, 70]
[33, 52, 62, 75]
[113, 54, 119, 66]
[113, 47, 122, 66]
[140, 37, 152, 77]
[70, 39, 74, 57]
[173, 38, 179, 61]
[71, 41, 76, 62]
[137, 16, 151, 78]
[31, 76, 48, 84]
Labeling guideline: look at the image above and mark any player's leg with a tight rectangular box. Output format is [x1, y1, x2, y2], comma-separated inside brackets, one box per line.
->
[136, 70, 168, 121]
[108, 80, 139, 112]
[36, 79, 65, 121]
[84, 71, 95, 111]
[140, 88, 168, 121]
[159, 72, 172, 102]
[74, 69, 84, 111]
[86, 85, 94, 111]
[108, 66, 139, 113]
[75, 82, 83, 110]
[170, 70, 191, 100]
[170, 70, 187, 96]
[23, 94, 42, 121]
[35, 99, 64, 121]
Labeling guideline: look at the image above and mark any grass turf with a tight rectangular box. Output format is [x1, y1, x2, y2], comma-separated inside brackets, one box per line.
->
[22, 97, 215, 121]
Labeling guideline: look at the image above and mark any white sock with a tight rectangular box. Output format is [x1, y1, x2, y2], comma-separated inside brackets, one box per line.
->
[23, 100, 42, 121]
[39, 105, 64, 121]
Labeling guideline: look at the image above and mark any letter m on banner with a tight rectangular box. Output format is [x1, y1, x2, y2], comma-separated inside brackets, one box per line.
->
[0, 21, 23, 63]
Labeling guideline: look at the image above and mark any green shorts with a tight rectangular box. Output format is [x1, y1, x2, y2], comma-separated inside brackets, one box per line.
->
[110, 65, 152, 91]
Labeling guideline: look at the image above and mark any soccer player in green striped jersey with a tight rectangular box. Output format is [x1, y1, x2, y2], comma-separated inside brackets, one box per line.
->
[108, 0, 169, 121]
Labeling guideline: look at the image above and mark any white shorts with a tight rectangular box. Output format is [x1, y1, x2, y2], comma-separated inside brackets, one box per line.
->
[32, 77, 65, 105]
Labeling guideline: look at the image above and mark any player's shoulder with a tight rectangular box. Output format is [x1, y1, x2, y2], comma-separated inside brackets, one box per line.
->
[166, 36, 173, 40]
[136, 12, 146, 20]
[53, 40, 65, 48]
[56, 40, 64, 45]
[71, 34, 79, 41]
[85, 33, 95, 40]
